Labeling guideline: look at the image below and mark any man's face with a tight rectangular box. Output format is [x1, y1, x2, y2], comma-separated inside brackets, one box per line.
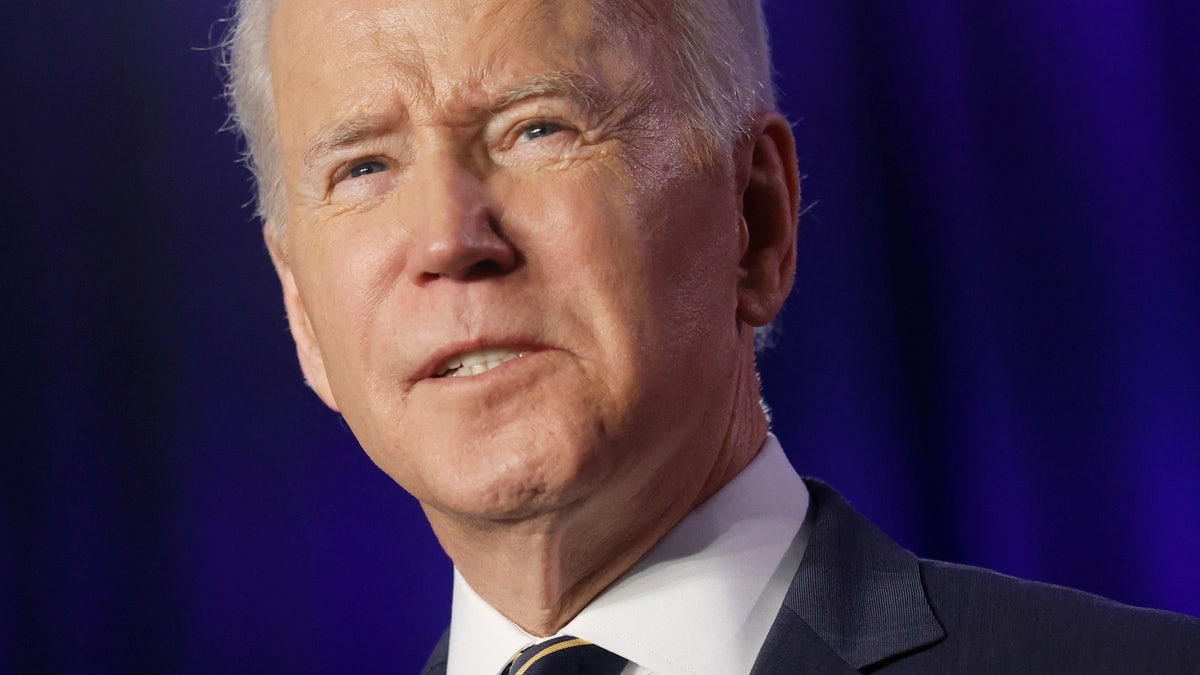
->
[268, 0, 760, 523]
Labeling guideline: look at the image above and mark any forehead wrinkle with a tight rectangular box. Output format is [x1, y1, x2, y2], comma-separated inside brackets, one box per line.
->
[402, 0, 645, 115]
[274, 4, 435, 151]
[469, 5, 643, 112]
[409, 8, 543, 120]
[286, 0, 665, 162]
[359, 20, 439, 118]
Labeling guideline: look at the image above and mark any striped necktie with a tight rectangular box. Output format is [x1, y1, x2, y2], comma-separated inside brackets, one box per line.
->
[506, 635, 627, 675]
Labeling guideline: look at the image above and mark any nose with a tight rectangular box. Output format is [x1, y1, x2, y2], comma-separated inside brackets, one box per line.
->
[404, 155, 517, 284]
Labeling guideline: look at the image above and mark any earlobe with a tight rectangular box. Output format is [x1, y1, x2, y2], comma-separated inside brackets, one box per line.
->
[264, 227, 340, 412]
[734, 111, 800, 327]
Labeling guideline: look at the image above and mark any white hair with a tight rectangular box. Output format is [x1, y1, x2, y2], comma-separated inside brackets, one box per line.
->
[222, 0, 284, 235]
[658, 0, 777, 157]
[221, 0, 777, 244]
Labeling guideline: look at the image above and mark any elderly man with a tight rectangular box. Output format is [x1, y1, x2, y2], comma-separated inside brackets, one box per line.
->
[223, 0, 1200, 672]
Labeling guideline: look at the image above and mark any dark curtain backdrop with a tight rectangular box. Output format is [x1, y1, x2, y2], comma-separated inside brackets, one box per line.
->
[4, 0, 1198, 672]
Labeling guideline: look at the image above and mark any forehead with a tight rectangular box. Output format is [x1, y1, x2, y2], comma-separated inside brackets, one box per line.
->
[268, 0, 662, 113]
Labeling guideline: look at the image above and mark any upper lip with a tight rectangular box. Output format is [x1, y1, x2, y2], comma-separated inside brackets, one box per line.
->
[418, 339, 547, 381]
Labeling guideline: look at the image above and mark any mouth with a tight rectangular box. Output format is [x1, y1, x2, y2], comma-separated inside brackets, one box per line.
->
[433, 347, 529, 378]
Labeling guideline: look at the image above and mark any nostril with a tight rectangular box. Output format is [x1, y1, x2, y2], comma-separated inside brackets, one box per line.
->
[411, 249, 520, 285]
[463, 258, 510, 280]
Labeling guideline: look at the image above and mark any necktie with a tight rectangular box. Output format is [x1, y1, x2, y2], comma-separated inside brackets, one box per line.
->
[506, 635, 627, 675]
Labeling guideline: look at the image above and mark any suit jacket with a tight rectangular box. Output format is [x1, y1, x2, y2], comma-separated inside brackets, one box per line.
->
[421, 479, 1200, 674]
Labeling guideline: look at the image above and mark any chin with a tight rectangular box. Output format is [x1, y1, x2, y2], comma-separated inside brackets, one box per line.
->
[396, 421, 613, 522]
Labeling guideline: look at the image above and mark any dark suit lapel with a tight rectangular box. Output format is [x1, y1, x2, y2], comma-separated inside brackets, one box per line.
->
[752, 479, 945, 674]
[419, 628, 449, 675]
[750, 605, 862, 675]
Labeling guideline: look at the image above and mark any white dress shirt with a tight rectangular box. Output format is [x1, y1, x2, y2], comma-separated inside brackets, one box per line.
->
[446, 434, 810, 675]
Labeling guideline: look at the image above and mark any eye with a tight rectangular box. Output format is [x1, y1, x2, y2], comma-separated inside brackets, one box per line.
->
[328, 155, 397, 205]
[518, 121, 566, 142]
[347, 159, 389, 179]
[489, 115, 583, 167]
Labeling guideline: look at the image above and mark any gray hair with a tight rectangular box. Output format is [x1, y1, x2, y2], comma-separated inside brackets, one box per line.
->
[222, 0, 777, 244]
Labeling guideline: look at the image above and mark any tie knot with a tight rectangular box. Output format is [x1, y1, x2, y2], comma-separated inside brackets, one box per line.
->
[506, 635, 626, 675]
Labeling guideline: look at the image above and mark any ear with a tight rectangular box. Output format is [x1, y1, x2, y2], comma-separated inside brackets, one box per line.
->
[733, 111, 800, 327]
[265, 227, 340, 412]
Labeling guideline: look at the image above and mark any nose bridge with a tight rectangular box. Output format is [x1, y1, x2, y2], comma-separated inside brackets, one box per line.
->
[404, 141, 514, 283]
[419, 147, 484, 229]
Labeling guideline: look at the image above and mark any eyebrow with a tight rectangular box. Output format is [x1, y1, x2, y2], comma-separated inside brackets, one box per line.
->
[489, 71, 602, 114]
[303, 115, 392, 170]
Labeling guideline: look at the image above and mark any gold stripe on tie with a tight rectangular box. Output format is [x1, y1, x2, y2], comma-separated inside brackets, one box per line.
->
[512, 638, 593, 675]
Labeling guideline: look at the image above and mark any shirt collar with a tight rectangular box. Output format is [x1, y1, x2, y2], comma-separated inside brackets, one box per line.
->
[447, 434, 809, 675]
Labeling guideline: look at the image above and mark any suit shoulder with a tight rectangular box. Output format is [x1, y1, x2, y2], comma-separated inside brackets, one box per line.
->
[913, 558, 1200, 672]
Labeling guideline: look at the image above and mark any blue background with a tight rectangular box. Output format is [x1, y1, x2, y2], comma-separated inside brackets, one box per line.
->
[3, 0, 1198, 672]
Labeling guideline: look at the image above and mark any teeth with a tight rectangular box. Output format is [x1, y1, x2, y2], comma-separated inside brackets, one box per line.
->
[436, 348, 527, 378]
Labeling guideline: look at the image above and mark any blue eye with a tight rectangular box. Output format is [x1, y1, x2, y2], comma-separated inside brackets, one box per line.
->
[348, 160, 388, 179]
[519, 121, 564, 141]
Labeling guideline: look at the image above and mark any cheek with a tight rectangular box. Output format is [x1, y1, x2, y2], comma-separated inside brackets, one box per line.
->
[634, 171, 744, 332]
[663, 199, 741, 315]
[292, 223, 405, 382]
[510, 164, 742, 384]
[500, 166, 650, 298]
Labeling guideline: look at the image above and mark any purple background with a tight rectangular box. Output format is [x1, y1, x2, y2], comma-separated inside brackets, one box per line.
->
[4, 0, 1198, 672]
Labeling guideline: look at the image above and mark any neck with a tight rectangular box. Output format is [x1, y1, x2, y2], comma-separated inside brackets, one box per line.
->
[425, 344, 768, 635]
